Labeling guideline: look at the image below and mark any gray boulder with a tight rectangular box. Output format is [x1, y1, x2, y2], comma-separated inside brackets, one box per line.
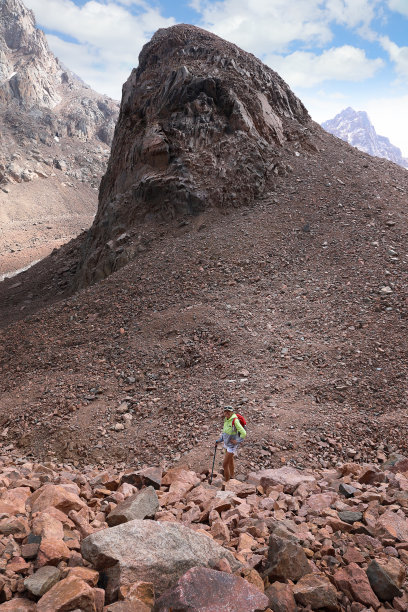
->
[107, 486, 159, 526]
[24, 565, 61, 597]
[81, 519, 241, 600]
[266, 533, 312, 582]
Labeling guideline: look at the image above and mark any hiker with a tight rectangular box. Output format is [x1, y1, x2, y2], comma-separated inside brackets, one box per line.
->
[216, 406, 246, 481]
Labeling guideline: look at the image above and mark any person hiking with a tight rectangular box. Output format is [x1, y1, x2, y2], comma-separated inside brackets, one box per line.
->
[215, 406, 246, 481]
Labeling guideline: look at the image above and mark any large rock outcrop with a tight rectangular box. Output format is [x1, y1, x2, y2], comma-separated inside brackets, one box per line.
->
[77, 24, 313, 285]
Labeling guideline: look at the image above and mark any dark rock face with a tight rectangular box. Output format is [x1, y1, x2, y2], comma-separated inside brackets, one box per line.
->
[322, 107, 408, 170]
[77, 24, 312, 286]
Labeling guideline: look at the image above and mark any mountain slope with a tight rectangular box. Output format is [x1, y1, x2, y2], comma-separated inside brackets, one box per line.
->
[0, 0, 119, 275]
[0, 25, 407, 473]
[322, 107, 408, 169]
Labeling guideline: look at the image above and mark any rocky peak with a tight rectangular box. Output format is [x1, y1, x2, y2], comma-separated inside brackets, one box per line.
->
[0, 0, 62, 108]
[0, 0, 119, 142]
[0, 0, 120, 278]
[77, 24, 313, 286]
[322, 107, 408, 170]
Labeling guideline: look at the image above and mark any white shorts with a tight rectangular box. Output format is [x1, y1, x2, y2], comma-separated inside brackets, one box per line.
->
[223, 433, 243, 455]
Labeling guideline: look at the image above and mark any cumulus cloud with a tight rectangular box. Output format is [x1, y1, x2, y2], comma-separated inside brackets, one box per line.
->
[193, 0, 381, 55]
[266, 46, 384, 88]
[24, 0, 175, 98]
[387, 0, 408, 17]
[379, 35, 408, 80]
[194, 0, 332, 55]
[324, 0, 380, 28]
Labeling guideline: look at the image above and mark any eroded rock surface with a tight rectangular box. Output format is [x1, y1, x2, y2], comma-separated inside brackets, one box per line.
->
[77, 23, 311, 285]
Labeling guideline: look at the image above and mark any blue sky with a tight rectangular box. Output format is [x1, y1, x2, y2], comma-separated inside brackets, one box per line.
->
[24, 0, 408, 155]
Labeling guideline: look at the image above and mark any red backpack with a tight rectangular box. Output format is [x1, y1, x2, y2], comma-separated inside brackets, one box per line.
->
[232, 413, 247, 435]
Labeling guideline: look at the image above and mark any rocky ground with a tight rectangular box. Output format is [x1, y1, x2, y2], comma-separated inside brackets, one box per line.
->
[0, 452, 407, 610]
[1, 21, 408, 610]
[0, 126, 407, 474]
[0, 176, 98, 277]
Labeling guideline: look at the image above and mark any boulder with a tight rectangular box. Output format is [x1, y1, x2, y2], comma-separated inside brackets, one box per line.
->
[375, 510, 408, 542]
[36, 576, 100, 612]
[107, 487, 159, 526]
[358, 467, 386, 485]
[293, 573, 339, 611]
[118, 581, 154, 606]
[104, 603, 150, 611]
[161, 467, 199, 488]
[0, 600, 37, 611]
[65, 566, 100, 586]
[186, 485, 217, 509]
[153, 567, 268, 611]
[36, 538, 70, 567]
[337, 511, 363, 524]
[32, 513, 64, 540]
[383, 453, 408, 472]
[299, 492, 337, 516]
[338, 483, 357, 498]
[27, 484, 85, 514]
[121, 467, 162, 490]
[0, 516, 29, 537]
[24, 566, 61, 597]
[224, 479, 256, 498]
[264, 581, 296, 612]
[0, 487, 31, 513]
[333, 562, 380, 609]
[366, 558, 404, 601]
[81, 519, 240, 599]
[266, 533, 312, 582]
[249, 467, 315, 494]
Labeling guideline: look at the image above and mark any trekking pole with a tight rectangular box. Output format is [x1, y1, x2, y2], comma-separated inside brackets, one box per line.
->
[209, 443, 217, 484]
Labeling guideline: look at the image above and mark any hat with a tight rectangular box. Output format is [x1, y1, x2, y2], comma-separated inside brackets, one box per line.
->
[223, 406, 233, 412]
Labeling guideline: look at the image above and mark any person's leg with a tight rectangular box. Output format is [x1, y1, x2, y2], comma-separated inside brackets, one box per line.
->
[224, 451, 234, 481]
[230, 453, 235, 479]
[223, 451, 231, 481]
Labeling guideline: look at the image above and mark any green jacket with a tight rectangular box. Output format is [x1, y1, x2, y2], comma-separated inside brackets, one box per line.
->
[223, 413, 247, 438]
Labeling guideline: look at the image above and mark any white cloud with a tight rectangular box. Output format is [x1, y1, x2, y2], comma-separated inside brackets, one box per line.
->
[24, 0, 175, 98]
[379, 35, 408, 80]
[195, 0, 333, 55]
[266, 46, 384, 88]
[325, 0, 379, 28]
[387, 0, 408, 17]
[194, 0, 381, 56]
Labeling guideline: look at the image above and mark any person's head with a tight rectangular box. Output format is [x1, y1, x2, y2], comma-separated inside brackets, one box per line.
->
[223, 406, 233, 419]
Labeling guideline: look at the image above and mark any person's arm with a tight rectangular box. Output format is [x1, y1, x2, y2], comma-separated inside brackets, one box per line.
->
[234, 418, 246, 439]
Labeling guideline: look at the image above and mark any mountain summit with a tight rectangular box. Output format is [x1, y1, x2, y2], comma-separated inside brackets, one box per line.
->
[0, 0, 118, 139]
[322, 107, 408, 169]
[77, 24, 313, 285]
